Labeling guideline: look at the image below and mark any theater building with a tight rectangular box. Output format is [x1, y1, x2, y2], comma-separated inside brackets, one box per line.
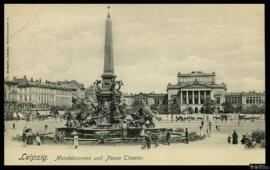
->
[167, 71, 227, 113]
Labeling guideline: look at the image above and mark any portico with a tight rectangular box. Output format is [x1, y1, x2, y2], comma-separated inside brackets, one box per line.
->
[167, 71, 227, 114]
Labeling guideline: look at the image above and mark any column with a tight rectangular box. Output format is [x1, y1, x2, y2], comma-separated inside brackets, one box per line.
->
[180, 91, 183, 104]
[210, 90, 214, 99]
[204, 91, 206, 101]
[198, 90, 201, 104]
[192, 91, 195, 104]
[186, 91, 189, 104]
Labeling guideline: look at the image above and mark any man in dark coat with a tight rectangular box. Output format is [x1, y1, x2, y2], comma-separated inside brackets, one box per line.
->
[201, 120, 204, 127]
[166, 131, 171, 145]
[152, 133, 159, 148]
[232, 130, 238, 144]
[145, 134, 152, 149]
[185, 128, 189, 144]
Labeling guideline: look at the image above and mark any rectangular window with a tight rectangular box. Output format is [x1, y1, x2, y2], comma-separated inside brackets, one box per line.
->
[216, 97, 220, 104]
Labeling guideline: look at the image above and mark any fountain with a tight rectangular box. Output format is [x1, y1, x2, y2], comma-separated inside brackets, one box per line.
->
[55, 7, 173, 144]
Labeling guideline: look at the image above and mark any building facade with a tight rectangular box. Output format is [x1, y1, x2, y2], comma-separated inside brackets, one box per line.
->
[123, 92, 167, 110]
[225, 91, 265, 112]
[4, 80, 18, 110]
[167, 71, 227, 113]
[56, 80, 86, 99]
[4, 76, 76, 111]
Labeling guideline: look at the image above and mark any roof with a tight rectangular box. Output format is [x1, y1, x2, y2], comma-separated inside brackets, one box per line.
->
[4, 80, 19, 85]
[177, 71, 215, 77]
[124, 92, 166, 98]
[167, 81, 226, 90]
[17, 81, 76, 91]
[225, 91, 265, 96]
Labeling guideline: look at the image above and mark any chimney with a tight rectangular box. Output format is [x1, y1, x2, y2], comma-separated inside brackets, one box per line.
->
[31, 77, 33, 82]
[39, 79, 41, 83]
[13, 76, 16, 80]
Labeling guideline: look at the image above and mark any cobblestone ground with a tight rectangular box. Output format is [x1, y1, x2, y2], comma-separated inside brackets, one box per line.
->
[4, 117, 265, 165]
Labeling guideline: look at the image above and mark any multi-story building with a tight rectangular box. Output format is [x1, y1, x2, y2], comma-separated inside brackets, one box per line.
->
[225, 91, 265, 112]
[123, 92, 167, 110]
[167, 71, 227, 113]
[4, 76, 76, 111]
[4, 80, 18, 110]
[56, 80, 86, 99]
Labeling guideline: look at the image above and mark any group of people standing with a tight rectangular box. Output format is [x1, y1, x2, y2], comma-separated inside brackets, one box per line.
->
[22, 128, 42, 146]
[140, 128, 189, 150]
[228, 130, 257, 148]
[199, 120, 215, 137]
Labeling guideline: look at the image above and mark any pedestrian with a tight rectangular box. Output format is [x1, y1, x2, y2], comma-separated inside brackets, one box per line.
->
[35, 133, 41, 145]
[201, 120, 204, 127]
[185, 128, 189, 144]
[232, 130, 238, 144]
[208, 121, 212, 132]
[72, 130, 79, 149]
[12, 121, 16, 130]
[44, 124, 48, 132]
[145, 133, 152, 149]
[216, 125, 218, 132]
[251, 138, 256, 147]
[141, 137, 147, 149]
[199, 125, 202, 136]
[140, 124, 146, 137]
[26, 129, 34, 145]
[227, 135, 231, 144]
[152, 133, 159, 148]
[166, 131, 171, 145]
[121, 120, 128, 139]
[241, 134, 248, 145]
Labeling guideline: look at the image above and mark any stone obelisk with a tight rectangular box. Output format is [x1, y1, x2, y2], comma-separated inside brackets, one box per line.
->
[102, 6, 115, 81]
[95, 6, 123, 125]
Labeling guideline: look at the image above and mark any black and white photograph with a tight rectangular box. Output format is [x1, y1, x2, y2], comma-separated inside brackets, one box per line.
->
[4, 4, 266, 165]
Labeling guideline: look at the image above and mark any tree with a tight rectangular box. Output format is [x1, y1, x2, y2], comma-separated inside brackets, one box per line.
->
[186, 106, 194, 115]
[170, 102, 180, 115]
[203, 97, 215, 114]
[70, 97, 89, 113]
[131, 100, 144, 113]
[259, 103, 265, 114]
[186, 106, 194, 122]
[222, 101, 234, 114]
[158, 104, 168, 114]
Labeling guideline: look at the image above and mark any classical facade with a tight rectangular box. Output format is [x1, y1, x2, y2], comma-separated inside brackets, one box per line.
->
[4, 76, 76, 111]
[167, 71, 227, 113]
[225, 91, 265, 112]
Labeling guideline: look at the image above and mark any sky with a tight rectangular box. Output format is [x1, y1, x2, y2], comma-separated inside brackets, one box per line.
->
[4, 4, 265, 93]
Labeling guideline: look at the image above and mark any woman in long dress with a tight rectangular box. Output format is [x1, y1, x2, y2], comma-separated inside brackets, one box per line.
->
[232, 130, 238, 144]
[72, 130, 79, 149]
